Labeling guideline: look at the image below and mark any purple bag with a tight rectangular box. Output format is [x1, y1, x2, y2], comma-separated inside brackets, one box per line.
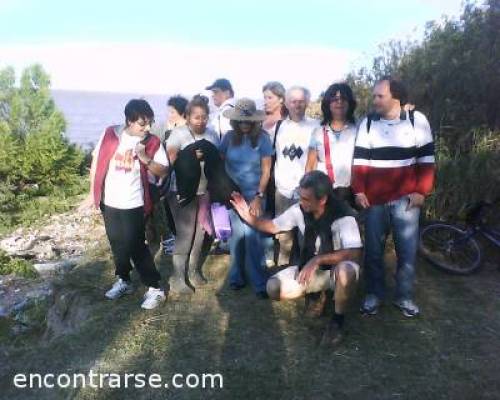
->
[211, 203, 232, 242]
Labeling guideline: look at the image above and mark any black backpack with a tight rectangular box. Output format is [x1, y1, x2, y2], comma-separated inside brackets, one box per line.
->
[366, 109, 415, 133]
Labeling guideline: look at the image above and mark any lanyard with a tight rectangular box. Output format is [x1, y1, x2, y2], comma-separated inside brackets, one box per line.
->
[322, 126, 335, 183]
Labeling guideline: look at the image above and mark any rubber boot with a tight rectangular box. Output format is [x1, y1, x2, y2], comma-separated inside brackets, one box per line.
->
[169, 255, 194, 295]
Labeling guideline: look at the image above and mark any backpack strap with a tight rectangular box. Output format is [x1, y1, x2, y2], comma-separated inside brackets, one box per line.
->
[408, 109, 415, 128]
[272, 119, 283, 149]
[322, 126, 335, 183]
[367, 110, 415, 133]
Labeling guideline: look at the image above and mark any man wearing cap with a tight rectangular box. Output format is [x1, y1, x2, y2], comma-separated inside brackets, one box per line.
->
[206, 78, 236, 140]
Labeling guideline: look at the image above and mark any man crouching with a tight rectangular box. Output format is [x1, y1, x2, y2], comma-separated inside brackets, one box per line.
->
[231, 170, 362, 346]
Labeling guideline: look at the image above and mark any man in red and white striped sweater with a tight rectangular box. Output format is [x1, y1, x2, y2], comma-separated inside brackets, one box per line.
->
[352, 77, 436, 317]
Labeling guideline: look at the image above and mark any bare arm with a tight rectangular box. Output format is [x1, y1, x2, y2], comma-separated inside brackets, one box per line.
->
[314, 248, 361, 267]
[167, 147, 178, 165]
[258, 156, 272, 194]
[305, 148, 318, 173]
[298, 248, 362, 285]
[145, 160, 168, 178]
[230, 192, 281, 235]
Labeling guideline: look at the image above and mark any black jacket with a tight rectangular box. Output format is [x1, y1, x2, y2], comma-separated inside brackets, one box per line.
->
[174, 139, 240, 207]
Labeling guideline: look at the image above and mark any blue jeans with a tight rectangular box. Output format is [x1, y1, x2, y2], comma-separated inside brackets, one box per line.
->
[364, 195, 420, 301]
[228, 209, 269, 293]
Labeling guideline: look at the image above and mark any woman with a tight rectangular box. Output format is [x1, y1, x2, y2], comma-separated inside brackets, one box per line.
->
[220, 98, 273, 298]
[89, 99, 168, 310]
[261, 82, 288, 265]
[305, 82, 358, 207]
[262, 81, 287, 142]
[166, 95, 220, 294]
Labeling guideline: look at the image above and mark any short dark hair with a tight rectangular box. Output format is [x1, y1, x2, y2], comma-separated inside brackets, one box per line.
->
[167, 95, 188, 117]
[299, 171, 333, 200]
[186, 94, 210, 117]
[378, 76, 408, 105]
[321, 82, 357, 125]
[124, 99, 154, 125]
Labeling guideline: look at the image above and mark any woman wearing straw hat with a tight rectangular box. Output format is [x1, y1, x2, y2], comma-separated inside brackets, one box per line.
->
[219, 98, 274, 298]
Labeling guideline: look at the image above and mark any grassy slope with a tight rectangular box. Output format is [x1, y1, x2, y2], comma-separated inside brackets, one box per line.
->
[1, 242, 500, 400]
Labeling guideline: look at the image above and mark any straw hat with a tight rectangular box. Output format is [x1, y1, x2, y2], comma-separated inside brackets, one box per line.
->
[223, 98, 266, 122]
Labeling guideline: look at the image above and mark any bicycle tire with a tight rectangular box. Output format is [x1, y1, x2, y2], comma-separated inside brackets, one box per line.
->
[419, 222, 482, 274]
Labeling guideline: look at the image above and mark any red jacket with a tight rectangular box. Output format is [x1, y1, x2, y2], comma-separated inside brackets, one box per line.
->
[93, 126, 160, 215]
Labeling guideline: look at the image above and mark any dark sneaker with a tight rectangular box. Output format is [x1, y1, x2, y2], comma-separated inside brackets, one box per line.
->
[320, 321, 344, 347]
[393, 299, 420, 318]
[256, 291, 269, 300]
[360, 294, 381, 315]
[229, 283, 245, 291]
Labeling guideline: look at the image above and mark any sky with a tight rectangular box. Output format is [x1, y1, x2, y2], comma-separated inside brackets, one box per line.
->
[0, 0, 465, 98]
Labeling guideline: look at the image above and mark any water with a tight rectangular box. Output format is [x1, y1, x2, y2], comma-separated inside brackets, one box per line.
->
[51, 90, 170, 150]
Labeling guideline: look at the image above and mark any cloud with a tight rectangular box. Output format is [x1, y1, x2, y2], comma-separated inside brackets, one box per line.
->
[0, 41, 359, 98]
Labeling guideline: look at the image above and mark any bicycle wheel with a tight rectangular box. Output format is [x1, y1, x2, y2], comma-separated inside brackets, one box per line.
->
[419, 222, 482, 274]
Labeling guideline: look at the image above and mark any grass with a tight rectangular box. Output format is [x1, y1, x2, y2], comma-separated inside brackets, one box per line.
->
[1, 240, 499, 399]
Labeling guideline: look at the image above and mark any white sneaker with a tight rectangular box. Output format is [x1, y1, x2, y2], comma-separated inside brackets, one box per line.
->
[105, 278, 134, 300]
[141, 287, 166, 310]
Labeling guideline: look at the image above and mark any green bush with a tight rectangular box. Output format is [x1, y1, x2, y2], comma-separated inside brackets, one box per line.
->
[0, 64, 86, 232]
[0, 249, 37, 278]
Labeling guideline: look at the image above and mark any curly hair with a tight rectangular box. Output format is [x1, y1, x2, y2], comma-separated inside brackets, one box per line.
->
[320, 82, 357, 125]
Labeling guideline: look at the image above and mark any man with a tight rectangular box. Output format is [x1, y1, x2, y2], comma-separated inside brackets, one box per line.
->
[206, 78, 235, 140]
[231, 171, 362, 346]
[352, 76, 436, 318]
[274, 86, 319, 266]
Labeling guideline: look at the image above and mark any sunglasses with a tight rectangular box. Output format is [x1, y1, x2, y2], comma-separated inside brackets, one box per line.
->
[136, 119, 154, 127]
[330, 95, 348, 103]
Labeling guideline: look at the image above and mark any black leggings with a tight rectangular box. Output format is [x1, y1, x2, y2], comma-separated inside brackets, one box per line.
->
[102, 205, 161, 288]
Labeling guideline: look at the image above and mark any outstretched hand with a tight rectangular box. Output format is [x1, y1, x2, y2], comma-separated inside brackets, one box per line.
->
[230, 192, 252, 223]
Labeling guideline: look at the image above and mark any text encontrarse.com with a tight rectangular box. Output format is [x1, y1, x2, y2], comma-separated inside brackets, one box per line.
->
[12, 371, 224, 390]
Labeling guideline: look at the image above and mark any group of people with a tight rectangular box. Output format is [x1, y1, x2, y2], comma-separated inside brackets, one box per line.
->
[86, 76, 435, 346]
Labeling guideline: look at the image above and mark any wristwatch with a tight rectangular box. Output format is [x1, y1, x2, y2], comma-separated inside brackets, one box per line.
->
[256, 191, 264, 199]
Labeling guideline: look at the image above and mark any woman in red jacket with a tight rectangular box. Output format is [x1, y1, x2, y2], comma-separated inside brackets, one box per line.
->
[89, 99, 169, 310]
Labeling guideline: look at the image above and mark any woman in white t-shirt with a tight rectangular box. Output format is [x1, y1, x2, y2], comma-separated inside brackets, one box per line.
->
[305, 83, 358, 207]
[89, 99, 169, 310]
[166, 95, 220, 295]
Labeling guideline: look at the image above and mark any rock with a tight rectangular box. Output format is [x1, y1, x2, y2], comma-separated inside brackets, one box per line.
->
[0, 276, 55, 335]
[33, 257, 82, 277]
[0, 202, 106, 338]
[44, 289, 93, 340]
[0, 206, 105, 263]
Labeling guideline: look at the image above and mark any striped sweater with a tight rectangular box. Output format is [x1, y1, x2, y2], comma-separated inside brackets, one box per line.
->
[351, 110, 436, 205]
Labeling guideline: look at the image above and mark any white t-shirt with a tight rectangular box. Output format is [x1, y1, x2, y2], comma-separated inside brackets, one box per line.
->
[166, 125, 220, 194]
[308, 123, 357, 188]
[274, 117, 319, 199]
[209, 98, 235, 140]
[94, 126, 168, 210]
[273, 203, 363, 253]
